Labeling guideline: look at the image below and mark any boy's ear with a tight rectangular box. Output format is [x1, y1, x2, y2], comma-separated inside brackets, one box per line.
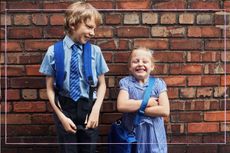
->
[70, 24, 75, 30]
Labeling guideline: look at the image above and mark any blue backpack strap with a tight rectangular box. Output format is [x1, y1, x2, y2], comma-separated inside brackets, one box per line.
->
[134, 77, 155, 125]
[83, 41, 94, 86]
[54, 40, 65, 91]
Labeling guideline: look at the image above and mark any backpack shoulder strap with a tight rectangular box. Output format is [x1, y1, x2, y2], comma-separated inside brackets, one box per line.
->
[54, 40, 65, 91]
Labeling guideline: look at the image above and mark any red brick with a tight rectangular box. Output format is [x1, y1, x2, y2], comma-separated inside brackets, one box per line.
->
[188, 122, 219, 133]
[90, 1, 114, 9]
[97, 40, 116, 50]
[190, 1, 220, 9]
[1, 65, 25, 76]
[95, 27, 113, 38]
[167, 88, 179, 99]
[103, 52, 113, 63]
[188, 27, 221, 37]
[181, 64, 202, 74]
[39, 89, 48, 100]
[171, 112, 203, 122]
[31, 114, 53, 124]
[154, 52, 184, 62]
[117, 27, 149, 38]
[153, 64, 168, 75]
[219, 145, 230, 153]
[101, 113, 122, 124]
[105, 14, 121, 25]
[13, 102, 46, 112]
[163, 76, 186, 87]
[25, 65, 42, 76]
[0, 102, 12, 112]
[171, 39, 202, 50]
[7, 89, 20, 100]
[188, 76, 201, 86]
[116, 0, 150, 9]
[224, 1, 230, 11]
[202, 51, 219, 62]
[134, 39, 168, 50]
[8, 1, 40, 9]
[25, 40, 54, 51]
[221, 75, 230, 86]
[187, 145, 218, 153]
[7, 125, 49, 136]
[203, 134, 225, 143]
[43, 2, 71, 9]
[50, 14, 64, 25]
[101, 101, 116, 112]
[114, 52, 130, 63]
[205, 40, 230, 50]
[10, 77, 45, 88]
[201, 76, 220, 86]
[44, 27, 65, 38]
[8, 27, 43, 39]
[153, 0, 185, 9]
[108, 64, 129, 75]
[3, 114, 31, 124]
[19, 53, 43, 64]
[204, 111, 230, 121]
[1, 41, 23, 52]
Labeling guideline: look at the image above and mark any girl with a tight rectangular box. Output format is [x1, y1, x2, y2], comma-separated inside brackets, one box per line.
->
[117, 47, 170, 153]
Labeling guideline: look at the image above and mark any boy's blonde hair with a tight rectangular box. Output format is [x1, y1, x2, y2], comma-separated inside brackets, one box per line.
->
[129, 47, 155, 67]
[64, 1, 102, 35]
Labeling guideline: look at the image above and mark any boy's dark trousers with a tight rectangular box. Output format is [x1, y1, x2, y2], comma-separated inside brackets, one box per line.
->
[53, 96, 98, 153]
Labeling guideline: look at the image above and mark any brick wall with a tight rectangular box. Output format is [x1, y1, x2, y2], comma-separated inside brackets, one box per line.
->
[1, 0, 230, 153]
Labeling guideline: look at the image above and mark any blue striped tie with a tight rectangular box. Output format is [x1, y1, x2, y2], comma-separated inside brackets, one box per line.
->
[70, 44, 81, 101]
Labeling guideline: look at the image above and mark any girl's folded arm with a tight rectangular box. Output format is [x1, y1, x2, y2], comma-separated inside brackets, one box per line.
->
[144, 91, 170, 117]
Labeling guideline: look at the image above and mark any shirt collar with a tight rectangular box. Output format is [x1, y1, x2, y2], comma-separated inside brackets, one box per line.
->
[63, 35, 83, 50]
[130, 75, 150, 89]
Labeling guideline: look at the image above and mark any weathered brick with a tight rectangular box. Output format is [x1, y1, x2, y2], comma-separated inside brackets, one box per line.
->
[39, 89, 48, 100]
[187, 145, 218, 153]
[7, 89, 20, 100]
[97, 40, 116, 50]
[4, 114, 31, 124]
[214, 87, 226, 98]
[44, 26, 65, 38]
[123, 13, 139, 25]
[181, 64, 202, 74]
[221, 51, 230, 62]
[197, 87, 213, 98]
[180, 88, 196, 98]
[142, 12, 157, 24]
[221, 122, 230, 132]
[10, 77, 45, 88]
[117, 27, 149, 38]
[14, 14, 30, 25]
[160, 13, 176, 24]
[7, 125, 49, 136]
[0, 102, 12, 112]
[154, 52, 184, 62]
[101, 113, 122, 124]
[201, 76, 220, 86]
[151, 26, 185, 37]
[134, 39, 168, 50]
[197, 14, 213, 25]
[167, 88, 179, 99]
[13, 102, 46, 112]
[114, 52, 130, 63]
[221, 75, 230, 86]
[179, 13, 195, 24]
[108, 64, 129, 75]
[103, 52, 113, 63]
[1, 65, 25, 76]
[43, 2, 71, 9]
[31, 114, 53, 124]
[1, 14, 11, 26]
[89, 1, 113, 9]
[203, 134, 225, 143]
[171, 112, 203, 122]
[22, 89, 37, 100]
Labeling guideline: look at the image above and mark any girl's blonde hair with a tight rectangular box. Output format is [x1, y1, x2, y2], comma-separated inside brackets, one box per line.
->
[64, 1, 102, 35]
[129, 47, 155, 67]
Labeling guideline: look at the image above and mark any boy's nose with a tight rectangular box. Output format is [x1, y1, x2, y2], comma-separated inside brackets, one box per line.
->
[89, 30, 95, 37]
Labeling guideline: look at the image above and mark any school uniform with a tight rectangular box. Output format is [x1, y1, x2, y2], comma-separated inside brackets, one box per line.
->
[119, 76, 168, 153]
[39, 35, 109, 153]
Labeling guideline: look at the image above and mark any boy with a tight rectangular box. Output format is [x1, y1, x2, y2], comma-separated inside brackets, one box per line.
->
[39, 2, 109, 153]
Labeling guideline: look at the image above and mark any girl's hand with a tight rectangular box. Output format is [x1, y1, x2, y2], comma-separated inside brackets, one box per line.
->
[60, 115, 77, 133]
[147, 97, 158, 107]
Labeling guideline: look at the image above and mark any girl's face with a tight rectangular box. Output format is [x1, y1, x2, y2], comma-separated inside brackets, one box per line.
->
[129, 49, 154, 84]
[70, 17, 96, 44]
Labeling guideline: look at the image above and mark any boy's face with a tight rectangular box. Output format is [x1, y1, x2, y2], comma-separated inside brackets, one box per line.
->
[71, 17, 96, 44]
[129, 50, 154, 83]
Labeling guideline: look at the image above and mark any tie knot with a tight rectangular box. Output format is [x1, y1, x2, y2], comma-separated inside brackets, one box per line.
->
[72, 44, 79, 51]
